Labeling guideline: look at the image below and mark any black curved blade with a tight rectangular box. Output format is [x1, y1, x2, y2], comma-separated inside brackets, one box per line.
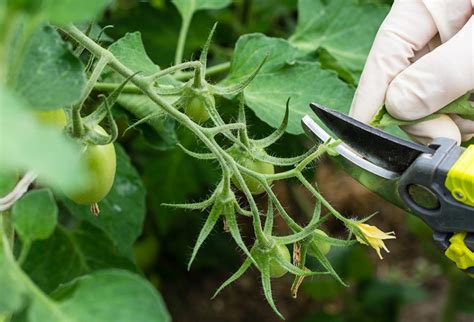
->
[310, 103, 435, 173]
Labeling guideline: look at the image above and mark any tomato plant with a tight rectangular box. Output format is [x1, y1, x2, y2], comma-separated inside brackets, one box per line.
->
[2, 1, 452, 322]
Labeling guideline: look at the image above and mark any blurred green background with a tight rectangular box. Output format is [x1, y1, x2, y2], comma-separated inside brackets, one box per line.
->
[98, 1, 474, 321]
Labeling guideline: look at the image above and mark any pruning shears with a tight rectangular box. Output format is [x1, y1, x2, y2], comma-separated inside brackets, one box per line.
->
[302, 103, 474, 275]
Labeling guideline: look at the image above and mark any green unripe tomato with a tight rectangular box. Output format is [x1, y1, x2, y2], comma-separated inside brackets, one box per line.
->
[35, 108, 67, 129]
[184, 95, 213, 124]
[269, 244, 291, 278]
[231, 148, 274, 195]
[308, 229, 332, 256]
[64, 126, 116, 205]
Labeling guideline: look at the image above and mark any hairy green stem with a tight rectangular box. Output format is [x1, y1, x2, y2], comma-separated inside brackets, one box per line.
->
[193, 66, 203, 88]
[79, 56, 109, 109]
[296, 173, 349, 224]
[145, 60, 201, 83]
[71, 107, 84, 138]
[17, 241, 30, 266]
[93, 82, 141, 93]
[174, 61, 231, 81]
[1, 211, 13, 250]
[72, 55, 109, 137]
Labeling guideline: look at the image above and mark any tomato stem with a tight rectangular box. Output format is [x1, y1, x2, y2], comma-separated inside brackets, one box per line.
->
[174, 62, 231, 81]
[145, 61, 202, 84]
[175, 16, 192, 66]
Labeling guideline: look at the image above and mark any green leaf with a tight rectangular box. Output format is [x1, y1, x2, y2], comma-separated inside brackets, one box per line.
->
[61, 145, 146, 251]
[289, 0, 388, 74]
[107, 31, 178, 86]
[244, 61, 353, 134]
[49, 269, 170, 322]
[14, 25, 86, 110]
[12, 189, 57, 243]
[0, 87, 88, 192]
[223, 34, 354, 134]
[8, 0, 110, 25]
[108, 32, 159, 77]
[171, 0, 232, 20]
[22, 224, 137, 293]
[222, 33, 300, 85]
[319, 48, 357, 85]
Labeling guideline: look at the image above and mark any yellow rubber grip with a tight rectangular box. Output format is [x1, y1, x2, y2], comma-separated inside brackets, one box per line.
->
[445, 233, 474, 274]
[445, 145, 474, 207]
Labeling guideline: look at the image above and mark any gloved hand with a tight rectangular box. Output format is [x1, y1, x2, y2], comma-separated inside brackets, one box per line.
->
[350, 0, 474, 145]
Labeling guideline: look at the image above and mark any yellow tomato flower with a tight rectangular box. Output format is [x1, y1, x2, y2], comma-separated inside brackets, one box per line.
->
[355, 223, 396, 259]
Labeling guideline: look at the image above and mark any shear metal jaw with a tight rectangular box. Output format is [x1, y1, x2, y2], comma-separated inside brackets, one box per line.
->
[301, 115, 408, 211]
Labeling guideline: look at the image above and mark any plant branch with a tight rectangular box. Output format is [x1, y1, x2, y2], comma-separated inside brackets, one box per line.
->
[145, 61, 201, 83]
[175, 17, 191, 66]
[174, 61, 231, 81]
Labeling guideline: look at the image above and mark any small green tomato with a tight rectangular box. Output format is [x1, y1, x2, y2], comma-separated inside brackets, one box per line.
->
[231, 148, 274, 195]
[184, 95, 213, 124]
[269, 244, 291, 278]
[35, 108, 67, 129]
[64, 126, 116, 205]
[308, 229, 332, 256]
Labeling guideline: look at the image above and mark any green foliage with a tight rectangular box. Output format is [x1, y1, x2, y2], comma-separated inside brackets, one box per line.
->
[7, 0, 109, 25]
[290, 0, 389, 78]
[172, 0, 232, 21]
[12, 189, 57, 243]
[50, 270, 170, 322]
[22, 224, 137, 293]
[108, 32, 160, 77]
[223, 33, 354, 134]
[14, 25, 86, 110]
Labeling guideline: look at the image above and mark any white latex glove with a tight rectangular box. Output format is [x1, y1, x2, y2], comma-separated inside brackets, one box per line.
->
[350, 0, 474, 145]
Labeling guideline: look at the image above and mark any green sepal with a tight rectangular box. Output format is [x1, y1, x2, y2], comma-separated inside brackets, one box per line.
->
[187, 202, 223, 270]
[210, 56, 267, 96]
[260, 261, 285, 320]
[252, 98, 290, 148]
[212, 257, 252, 299]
